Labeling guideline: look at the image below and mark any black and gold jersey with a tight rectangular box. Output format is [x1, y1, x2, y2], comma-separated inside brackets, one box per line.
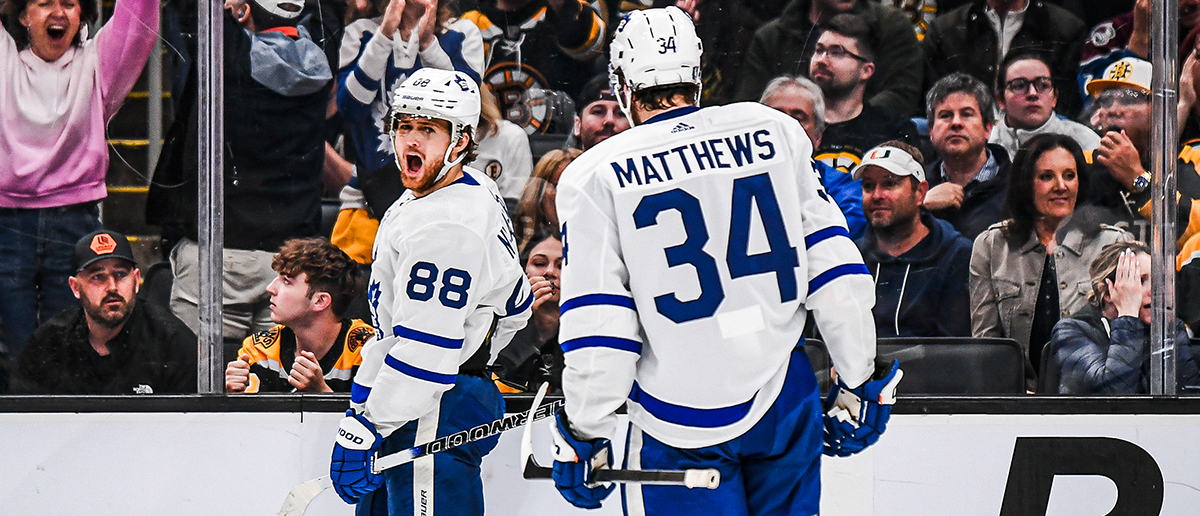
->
[236, 319, 373, 393]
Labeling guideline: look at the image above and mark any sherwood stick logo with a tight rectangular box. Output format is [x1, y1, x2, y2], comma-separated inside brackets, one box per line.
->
[1000, 437, 1163, 515]
[421, 399, 565, 455]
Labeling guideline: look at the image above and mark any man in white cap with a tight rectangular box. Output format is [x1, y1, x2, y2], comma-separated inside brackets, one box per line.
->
[854, 141, 974, 337]
[1082, 56, 1200, 243]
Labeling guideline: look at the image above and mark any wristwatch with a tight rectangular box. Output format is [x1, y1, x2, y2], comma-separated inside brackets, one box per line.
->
[1132, 171, 1152, 193]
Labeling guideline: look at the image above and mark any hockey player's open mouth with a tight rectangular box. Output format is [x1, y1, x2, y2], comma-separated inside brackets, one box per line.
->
[405, 153, 425, 176]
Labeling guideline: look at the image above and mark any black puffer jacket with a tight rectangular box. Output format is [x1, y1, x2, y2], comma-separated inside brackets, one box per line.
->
[1050, 304, 1200, 394]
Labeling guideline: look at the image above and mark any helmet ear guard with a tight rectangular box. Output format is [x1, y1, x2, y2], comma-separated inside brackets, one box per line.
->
[607, 6, 703, 125]
[248, 0, 303, 19]
[386, 69, 482, 182]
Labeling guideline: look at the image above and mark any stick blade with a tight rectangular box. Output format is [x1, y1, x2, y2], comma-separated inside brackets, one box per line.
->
[278, 475, 332, 516]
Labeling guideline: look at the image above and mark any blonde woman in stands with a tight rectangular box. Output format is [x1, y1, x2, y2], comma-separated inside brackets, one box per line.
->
[513, 147, 581, 257]
[0, 0, 158, 374]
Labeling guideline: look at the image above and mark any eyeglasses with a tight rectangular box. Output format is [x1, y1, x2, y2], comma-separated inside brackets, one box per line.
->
[1004, 76, 1054, 94]
[1094, 88, 1151, 108]
[813, 44, 868, 62]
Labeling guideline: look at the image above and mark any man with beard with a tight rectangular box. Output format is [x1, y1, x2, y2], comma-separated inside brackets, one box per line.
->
[10, 231, 197, 394]
[854, 142, 973, 337]
[571, 74, 630, 151]
[808, 14, 919, 176]
[328, 68, 532, 515]
[924, 73, 1012, 240]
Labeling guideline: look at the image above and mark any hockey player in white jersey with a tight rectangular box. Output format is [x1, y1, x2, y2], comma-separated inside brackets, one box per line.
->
[549, 7, 903, 515]
[328, 68, 533, 516]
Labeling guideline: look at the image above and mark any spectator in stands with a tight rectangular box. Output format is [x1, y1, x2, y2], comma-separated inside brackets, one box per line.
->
[474, 86, 533, 202]
[924, 73, 1012, 240]
[494, 230, 563, 393]
[226, 238, 369, 393]
[1082, 56, 1176, 244]
[923, 0, 1088, 117]
[462, 0, 605, 131]
[572, 74, 630, 151]
[970, 134, 1130, 391]
[1176, 230, 1200, 331]
[990, 50, 1101, 160]
[877, 0, 937, 41]
[738, 0, 921, 115]
[0, 0, 158, 372]
[854, 142, 973, 338]
[1049, 241, 1200, 394]
[325, 0, 484, 265]
[514, 148, 580, 257]
[146, 0, 334, 344]
[11, 231, 197, 394]
[808, 14, 920, 176]
[1078, 0, 1200, 106]
[673, 0, 789, 104]
[760, 75, 866, 239]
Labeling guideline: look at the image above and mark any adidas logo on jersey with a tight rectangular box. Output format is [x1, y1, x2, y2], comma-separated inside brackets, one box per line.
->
[671, 122, 694, 133]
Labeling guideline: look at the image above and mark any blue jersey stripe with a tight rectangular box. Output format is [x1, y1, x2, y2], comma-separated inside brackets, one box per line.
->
[804, 226, 850, 249]
[809, 263, 870, 294]
[350, 382, 371, 404]
[629, 382, 754, 428]
[561, 336, 642, 354]
[393, 325, 464, 349]
[560, 294, 636, 314]
[502, 279, 534, 318]
[384, 355, 457, 385]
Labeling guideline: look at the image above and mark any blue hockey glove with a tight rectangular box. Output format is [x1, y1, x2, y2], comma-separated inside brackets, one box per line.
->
[823, 360, 903, 457]
[330, 409, 385, 504]
[550, 410, 615, 509]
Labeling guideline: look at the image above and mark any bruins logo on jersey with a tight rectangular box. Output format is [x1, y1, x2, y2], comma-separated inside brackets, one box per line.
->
[348, 326, 373, 353]
[252, 326, 281, 349]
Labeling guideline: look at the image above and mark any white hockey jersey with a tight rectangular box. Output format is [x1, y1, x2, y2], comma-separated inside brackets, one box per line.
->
[353, 167, 532, 437]
[557, 103, 877, 448]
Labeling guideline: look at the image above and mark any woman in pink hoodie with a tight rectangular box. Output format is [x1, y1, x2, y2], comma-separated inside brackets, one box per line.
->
[0, 0, 158, 370]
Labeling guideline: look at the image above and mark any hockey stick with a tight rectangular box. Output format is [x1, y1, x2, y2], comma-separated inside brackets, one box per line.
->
[277, 394, 565, 516]
[520, 383, 722, 490]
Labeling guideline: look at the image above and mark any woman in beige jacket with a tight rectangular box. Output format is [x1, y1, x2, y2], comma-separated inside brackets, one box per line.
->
[970, 134, 1131, 391]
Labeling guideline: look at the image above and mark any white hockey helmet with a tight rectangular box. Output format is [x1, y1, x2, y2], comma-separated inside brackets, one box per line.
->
[387, 68, 482, 181]
[250, 0, 304, 20]
[607, 6, 703, 123]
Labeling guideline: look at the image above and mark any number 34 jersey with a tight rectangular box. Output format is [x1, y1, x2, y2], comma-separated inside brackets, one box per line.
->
[557, 103, 877, 449]
[355, 168, 532, 437]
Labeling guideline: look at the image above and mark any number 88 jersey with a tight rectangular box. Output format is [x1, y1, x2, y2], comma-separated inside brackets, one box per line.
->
[557, 103, 877, 448]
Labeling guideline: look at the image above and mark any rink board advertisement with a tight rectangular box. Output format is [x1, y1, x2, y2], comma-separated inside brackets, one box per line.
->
[1, 410, 1198, 515]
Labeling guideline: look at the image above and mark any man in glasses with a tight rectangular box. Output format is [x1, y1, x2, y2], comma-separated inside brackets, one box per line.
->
[990, 50, 1101, 160]
[1083, 56, 1200, 244]
[809, 14, 920, 182]
[923, 0, 1088, 116]
[737, 0, 921, 116]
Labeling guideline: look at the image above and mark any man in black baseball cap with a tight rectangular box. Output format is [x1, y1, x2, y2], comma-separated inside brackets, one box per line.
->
[10, 230, 197, 394]
[572, 74, 630, 151]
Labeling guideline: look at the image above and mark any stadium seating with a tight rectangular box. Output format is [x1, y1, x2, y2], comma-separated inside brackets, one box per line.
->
[877, 337, 1025, 395]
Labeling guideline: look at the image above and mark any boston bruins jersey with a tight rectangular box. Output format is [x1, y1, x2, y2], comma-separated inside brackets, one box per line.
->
[237, 319, 372, 393]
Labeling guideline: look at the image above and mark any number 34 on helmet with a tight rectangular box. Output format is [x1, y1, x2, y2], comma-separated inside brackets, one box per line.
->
[607, 6, 703, 121]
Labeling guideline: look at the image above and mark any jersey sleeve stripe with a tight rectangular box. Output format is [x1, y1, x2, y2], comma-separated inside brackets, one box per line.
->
[629, 382, 754, 429]
[804, 226, 851, 249]
[560, 336, 643, 354]
[502, 279, 533, 317]
[560, 294, 636, 314]
[384, 354, 457, 385]
[809, 263, 871, 294]
[392, 325, 465, 349]
[351, 382, 371, 403]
